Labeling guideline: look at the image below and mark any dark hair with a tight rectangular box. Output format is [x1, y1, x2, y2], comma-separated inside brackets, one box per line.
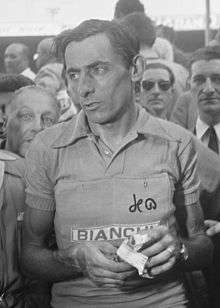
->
[120, 12, 156, 47]
[144, 62, 175, 85]
[0, 74, 35, 92]
[55, 19, 139, 69]
[114, 0, 145, 19]
[190, 45, 220, 66]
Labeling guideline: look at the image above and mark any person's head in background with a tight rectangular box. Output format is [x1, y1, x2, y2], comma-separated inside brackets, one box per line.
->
[0, 74, 34, 140]
[4, 43, 31, 75]
[5, 86, 60, 157]
[190, 45, 220, 126]
[0, 74, 34, 111]
[34, 37, 59, 71]
[156, 25, 175, 44]
[119, 12, 156, 52]
[115, 2, 173, 62]
[114, 0, 145, 19]
[139, 62, 175, 119]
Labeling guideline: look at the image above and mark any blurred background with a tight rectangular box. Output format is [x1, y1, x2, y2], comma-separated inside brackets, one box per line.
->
[0, 0, 219, 73]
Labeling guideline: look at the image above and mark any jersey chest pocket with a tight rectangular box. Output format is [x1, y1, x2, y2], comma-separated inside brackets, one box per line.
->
[111, 172, 175, 225]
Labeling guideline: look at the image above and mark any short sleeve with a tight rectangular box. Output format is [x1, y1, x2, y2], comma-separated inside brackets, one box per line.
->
[174, 136, 200, 206]
[25, 135, 55, 211]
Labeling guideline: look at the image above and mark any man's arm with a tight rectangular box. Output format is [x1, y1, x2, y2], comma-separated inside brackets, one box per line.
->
[179, 202, 213, 270]
[22, 206, 81, 282]
[22, 206, 134, 286]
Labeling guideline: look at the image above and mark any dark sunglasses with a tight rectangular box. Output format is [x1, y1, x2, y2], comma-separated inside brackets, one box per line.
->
[141, 80, 172, 91]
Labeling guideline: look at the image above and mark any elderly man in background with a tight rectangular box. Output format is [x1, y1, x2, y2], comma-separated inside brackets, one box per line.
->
[5, 86, 59, 157]
[22, 18, 212, 308]
[139, 62, 176, 119]
[0, 80, 60, 307]
[0, 74, 34, 145]
[4, 43, 36, 80]
[34, 37, 77, 120]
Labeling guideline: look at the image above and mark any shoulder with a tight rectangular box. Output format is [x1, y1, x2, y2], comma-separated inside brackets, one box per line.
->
[37, 63, 63, 76]
[144, 115, 193, 145]
[5, 157, 26, 179]
[30, 115, 77, 152]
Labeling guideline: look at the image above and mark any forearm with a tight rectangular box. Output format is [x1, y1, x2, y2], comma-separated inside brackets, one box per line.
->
[181, 233, 213, 271]
[22, 244, 83, 283]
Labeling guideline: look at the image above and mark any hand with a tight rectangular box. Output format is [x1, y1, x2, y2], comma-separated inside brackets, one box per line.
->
[74, 241, 135, 288]
[140, 225, 180, 277]
[205, 219, 220, 236]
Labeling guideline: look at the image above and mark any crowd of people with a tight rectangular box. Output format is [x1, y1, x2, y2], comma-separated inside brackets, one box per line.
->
[1, 0, 220, 307]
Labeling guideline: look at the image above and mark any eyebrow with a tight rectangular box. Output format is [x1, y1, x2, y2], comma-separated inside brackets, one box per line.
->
[66, 61, 110, 74]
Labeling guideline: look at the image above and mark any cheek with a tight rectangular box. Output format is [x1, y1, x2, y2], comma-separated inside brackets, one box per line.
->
[107, 73, 131, 101]
[7, 119, 23, 152]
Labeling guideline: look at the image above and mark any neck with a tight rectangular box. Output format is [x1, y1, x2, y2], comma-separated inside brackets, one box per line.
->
[90, 103, 138, 152]
[200, 112, 220, 126]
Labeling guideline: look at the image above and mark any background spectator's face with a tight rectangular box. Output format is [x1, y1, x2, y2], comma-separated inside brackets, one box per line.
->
[4, 45, 26, 74]
[6, 90, 58, 157]
[140, 68, 174, 119]
[35, 46, 49, 70]
[65, 33, 133, 125]
[191, 59, 220, 120]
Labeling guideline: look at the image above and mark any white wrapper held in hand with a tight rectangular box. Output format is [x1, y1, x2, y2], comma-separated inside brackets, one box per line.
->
[117, 237, 153, 279]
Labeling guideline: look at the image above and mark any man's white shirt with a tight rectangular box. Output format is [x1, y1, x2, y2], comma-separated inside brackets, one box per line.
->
[21, 67, 36, 80]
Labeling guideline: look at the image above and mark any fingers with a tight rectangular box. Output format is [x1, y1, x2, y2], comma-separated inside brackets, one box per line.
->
[205, 219, 219, 227]
[205, 220, 220, 236]
[150, 256, 176, 276]
[146, 246, 175, 268]
[142, 233, 175, 258]
[87, 268, 133, 287]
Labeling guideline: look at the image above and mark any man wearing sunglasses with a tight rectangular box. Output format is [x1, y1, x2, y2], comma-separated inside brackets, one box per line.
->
[140, 62, 175, 119]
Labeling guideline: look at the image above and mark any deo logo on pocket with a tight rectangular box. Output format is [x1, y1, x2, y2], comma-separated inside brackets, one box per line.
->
[129, 194, 157, 213]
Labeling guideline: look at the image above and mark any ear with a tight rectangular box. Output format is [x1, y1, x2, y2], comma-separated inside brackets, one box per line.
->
[130, 54, 145, 83]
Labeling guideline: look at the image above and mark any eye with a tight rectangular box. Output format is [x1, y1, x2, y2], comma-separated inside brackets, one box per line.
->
[193, 75, 206, 85]
[20, 113, 33, 121]
[68, 71, 80, 81]
[43, 117, 55, 127]
[91, 64, 108, 75]
[211, 74, 220, 84]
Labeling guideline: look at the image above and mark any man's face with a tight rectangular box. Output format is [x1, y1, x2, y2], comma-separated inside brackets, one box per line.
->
[140, 68, 173, 119]
[7, 90, 58, 157]
[35, 45, 49, 70]
[4, 44, 27, 74]
[191, 59, 220, 122]
[65, 33, 133, 125]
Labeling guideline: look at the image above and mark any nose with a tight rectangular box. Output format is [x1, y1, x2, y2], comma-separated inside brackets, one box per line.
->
[203, 77, 215, 95]
[32, 115, 43, 132]
[152, 82, 160, 95]
[78, 72, 95, 98]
